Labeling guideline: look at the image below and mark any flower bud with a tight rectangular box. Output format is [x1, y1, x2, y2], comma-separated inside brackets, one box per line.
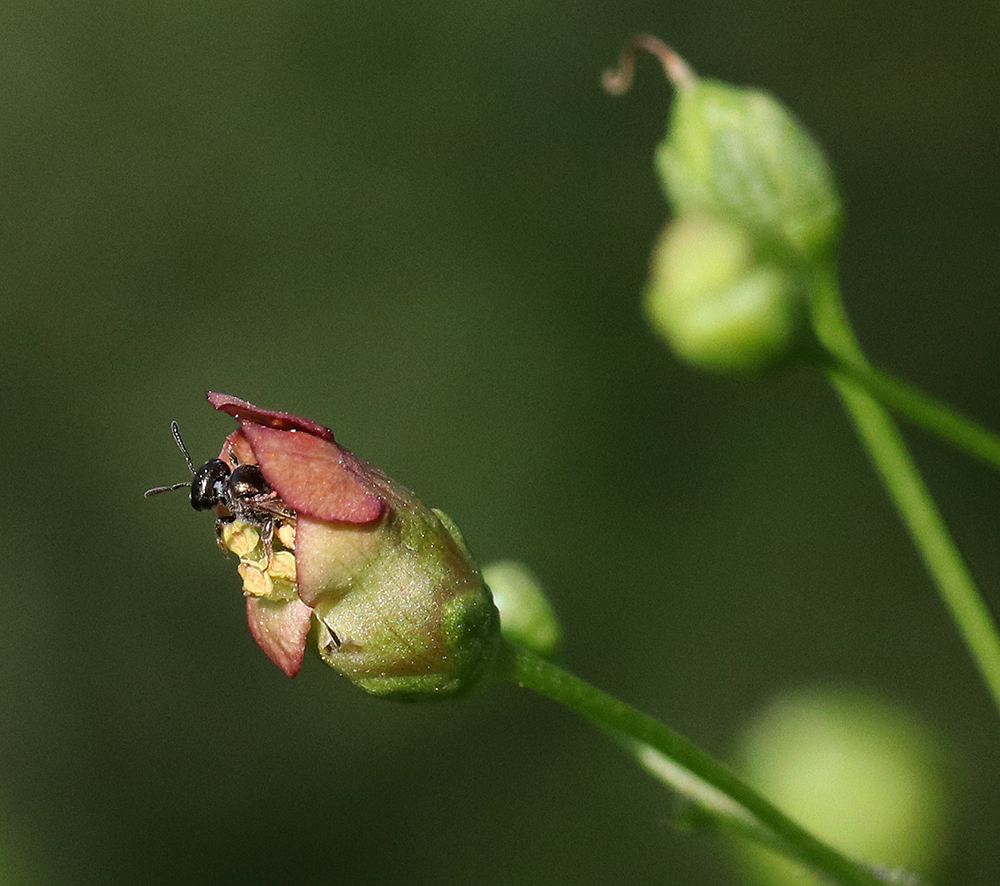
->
[483, 560, 562, 659]
[186, 393, 501, 700]
[732, 687, 952, 885]
[657, 77, 840, 263]
[644, 215, 819, 373]
[605, 36, 841, 262]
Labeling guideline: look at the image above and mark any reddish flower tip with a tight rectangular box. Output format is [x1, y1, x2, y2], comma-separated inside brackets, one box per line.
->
[206, 391, 336, 441]
[207, 392, 387, 525]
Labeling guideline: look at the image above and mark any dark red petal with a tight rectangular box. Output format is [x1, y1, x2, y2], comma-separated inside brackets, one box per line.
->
[207, 392, 336, 441]
[246, 596, 314, 678]
[217, 429, 255, 467]
[240, 423, 387, 524]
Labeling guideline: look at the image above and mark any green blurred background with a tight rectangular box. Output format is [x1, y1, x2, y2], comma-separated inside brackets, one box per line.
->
[3, 1, 999, 883]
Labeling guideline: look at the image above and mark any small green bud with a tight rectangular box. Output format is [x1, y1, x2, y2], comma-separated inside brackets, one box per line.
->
[482, 560, 562, 659]
[732, 687, 953, 885]
[644, 215, 819, 373]
[658, 79, 841, 261]
[605, 35, 842, 262]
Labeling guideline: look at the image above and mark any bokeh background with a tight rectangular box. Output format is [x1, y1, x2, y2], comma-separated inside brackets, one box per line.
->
[3, 1, 999, 883]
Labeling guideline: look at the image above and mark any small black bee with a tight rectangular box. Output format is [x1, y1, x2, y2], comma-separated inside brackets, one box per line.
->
[145, 421, 294, 558]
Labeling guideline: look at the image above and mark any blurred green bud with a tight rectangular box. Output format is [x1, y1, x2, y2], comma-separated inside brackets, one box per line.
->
[732, 687, 953, 885]
[605, 35, 841, 262]
[162, 393, 502, 701]
[483, 560, 562, 659]
[644, 215, 819, 373]
[658, 78, 841, 262]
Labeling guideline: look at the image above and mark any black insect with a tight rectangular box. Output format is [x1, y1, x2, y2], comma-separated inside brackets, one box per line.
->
[145, 421, 294, 558]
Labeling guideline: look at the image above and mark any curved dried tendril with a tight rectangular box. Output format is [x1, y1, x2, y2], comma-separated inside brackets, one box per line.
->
[601, 34, 695, 96]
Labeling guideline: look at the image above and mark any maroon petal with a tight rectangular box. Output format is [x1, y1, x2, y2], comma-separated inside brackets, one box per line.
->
[207, 392, 335, 441]
[217, 429, 255, 468]
[240, 422, 386, 525]
[246, 596, 314, 678]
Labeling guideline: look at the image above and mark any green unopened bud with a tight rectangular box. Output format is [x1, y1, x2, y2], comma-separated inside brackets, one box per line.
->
[644, 215, 819, 373]
[732, 687, 953, 885]
[483, 560, 562, 659]
[604, 36, 841, 262]
[659, 80, 840, 261]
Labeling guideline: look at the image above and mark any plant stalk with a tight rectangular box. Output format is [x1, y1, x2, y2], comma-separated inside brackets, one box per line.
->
[811, 265, 1000, 719]
[508, 645, 887, 886]
[832, 357, 1000, 472]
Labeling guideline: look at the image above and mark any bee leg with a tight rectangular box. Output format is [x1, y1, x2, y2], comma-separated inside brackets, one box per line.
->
[260, 516, 276, 566]
[315, 613, 343, 653]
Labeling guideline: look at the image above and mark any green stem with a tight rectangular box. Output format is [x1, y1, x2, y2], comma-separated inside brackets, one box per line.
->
[811, 267, 1000, 719]
[507, 645, 886, 886]
[831, 356, 1000, 472]
[827, 368, 1000, 717]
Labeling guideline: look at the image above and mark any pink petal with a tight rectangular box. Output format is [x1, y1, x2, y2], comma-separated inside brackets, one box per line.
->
[207, 392, 336, 441]
[294, 513, 383, 607]
[239, 423, 386, 525]
[246, 596, 314, 678]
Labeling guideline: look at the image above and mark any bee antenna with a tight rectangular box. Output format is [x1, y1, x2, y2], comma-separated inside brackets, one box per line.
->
[171, 420, 197, 474]
[143, 420, 198, 499]
[144, 481, 192, 499]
